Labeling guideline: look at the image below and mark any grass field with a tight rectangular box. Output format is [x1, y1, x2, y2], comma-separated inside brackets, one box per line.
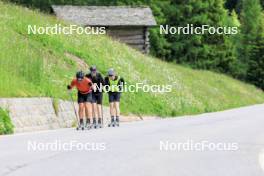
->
[0, 1, 264, 117]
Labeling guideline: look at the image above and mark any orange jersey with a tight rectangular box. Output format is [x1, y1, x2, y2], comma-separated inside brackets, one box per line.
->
[70, 77, 92, 94]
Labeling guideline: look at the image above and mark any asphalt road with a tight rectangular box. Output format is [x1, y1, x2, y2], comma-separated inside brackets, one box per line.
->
[1, 104, 264, 176]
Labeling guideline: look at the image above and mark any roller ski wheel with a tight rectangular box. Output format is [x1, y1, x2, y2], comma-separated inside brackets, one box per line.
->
[85, 123, 92, 130]
[93, 123, 98, 129]
[108, 122, 115, 127]
[97, 123, 102, 128]
[76, 124, 85, 131]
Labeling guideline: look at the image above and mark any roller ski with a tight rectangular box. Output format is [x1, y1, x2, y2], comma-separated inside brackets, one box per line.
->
[115, 117, 120, 127]
[92, 122, 98, 129]
[97, 118, 103, 128]
[108, 122, 115, 127]
[108, 117, 115, 127]
[108, 117, 120, 127]
[97, 123, 103, 128]
[85, 123, 92, 130]
[85, 119, 92, 130]
[76, 122, 85, 131]
[91, 118, 99, 129]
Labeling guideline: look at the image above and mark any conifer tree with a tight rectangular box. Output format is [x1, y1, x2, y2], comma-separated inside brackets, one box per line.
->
[239, 0, 263, 79]
[165, 0, 237, 72]
[246, 12, 264, 89]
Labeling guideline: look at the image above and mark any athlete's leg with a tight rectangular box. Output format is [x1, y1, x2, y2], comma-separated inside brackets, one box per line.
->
[114, 93, 121, 124]
[109, 92, 115, 124]
[84, 93, 93, 127]
[92, 103, 98, 118]
[92, 103, 98, 126]
[91, 93, 98, 124]
[85, 102, 93, 123]
[97, 104, 102, 119]
[114, 102, 120, 117]
[110, 102, 116, 117]
[96, 93, 103, 126]
[78, 103, 85, 125]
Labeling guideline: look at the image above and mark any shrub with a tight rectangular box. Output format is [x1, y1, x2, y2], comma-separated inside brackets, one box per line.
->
[52, 98, 59, 116]
[0, 108, 14, 135]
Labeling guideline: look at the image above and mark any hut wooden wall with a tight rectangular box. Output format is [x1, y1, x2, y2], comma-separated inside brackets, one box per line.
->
[106, 26, 150, 54]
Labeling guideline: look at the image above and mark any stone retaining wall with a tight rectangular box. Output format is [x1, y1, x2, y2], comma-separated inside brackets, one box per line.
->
[0, 98, 74, 133]
[0, 98, 143, 133]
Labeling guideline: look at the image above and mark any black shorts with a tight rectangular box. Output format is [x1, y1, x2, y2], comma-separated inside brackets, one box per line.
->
[108, 92, 121, 103]
[91, 92, 103, 104]
[78, 92, 92, 103]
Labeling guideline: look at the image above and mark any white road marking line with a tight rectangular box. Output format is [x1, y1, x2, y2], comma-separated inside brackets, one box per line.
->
[259, 149, 264, 172]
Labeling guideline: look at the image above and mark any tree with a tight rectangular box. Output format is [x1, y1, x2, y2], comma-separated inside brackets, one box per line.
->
[239, 0, 263, 79]
[164, 0, 237, 72]
[247, 35, 264, 89]
[246, 12, 264, 89]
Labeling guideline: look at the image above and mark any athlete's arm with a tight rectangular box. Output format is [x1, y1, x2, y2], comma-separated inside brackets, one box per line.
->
[99, 73, 105, 86]
[104, 77, 110, 92]
[85, 74, 91, 79]
[67, 79, 76, 90]
[118, 77, 125, 92]
[86, 78, 92, 86]
[119, 78, 125, 86]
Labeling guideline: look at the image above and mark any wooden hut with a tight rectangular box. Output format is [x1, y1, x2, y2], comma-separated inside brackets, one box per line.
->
[52, 5, 157, 53]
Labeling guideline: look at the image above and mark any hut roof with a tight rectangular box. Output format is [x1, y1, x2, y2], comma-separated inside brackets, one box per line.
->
[52, 5, 157, 27]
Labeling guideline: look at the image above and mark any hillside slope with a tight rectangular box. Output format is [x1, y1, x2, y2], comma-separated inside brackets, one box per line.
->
[0, 1, 264, 116]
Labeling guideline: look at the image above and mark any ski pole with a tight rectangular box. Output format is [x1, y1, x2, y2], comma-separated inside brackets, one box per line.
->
[68, 90, 80, 128]
[101, 104, 104, 128]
